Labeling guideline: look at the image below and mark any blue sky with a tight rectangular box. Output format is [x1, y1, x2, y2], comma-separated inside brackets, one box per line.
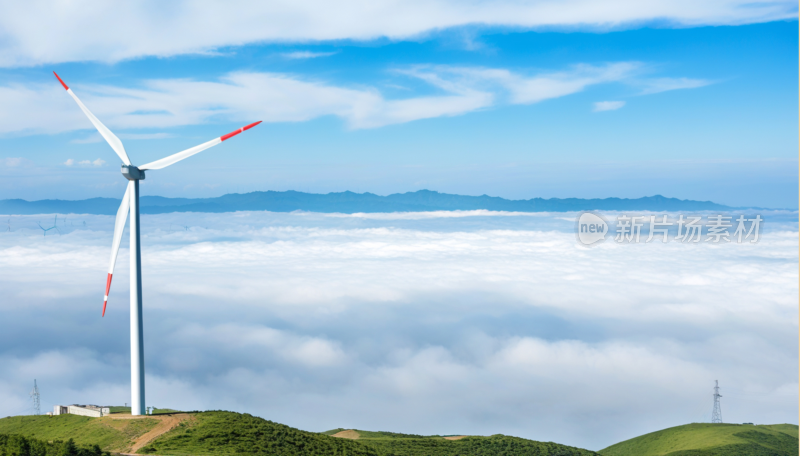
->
[0, 3, 797, 207]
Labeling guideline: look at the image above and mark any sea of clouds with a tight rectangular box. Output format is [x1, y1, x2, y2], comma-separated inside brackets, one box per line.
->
[0, 210, 796, 450]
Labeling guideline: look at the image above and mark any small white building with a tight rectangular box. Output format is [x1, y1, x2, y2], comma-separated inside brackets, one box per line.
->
[53, 404, 110, 418]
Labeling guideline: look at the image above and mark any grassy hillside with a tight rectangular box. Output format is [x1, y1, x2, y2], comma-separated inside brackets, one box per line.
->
[107, 406, 182, 415]
[322, 428, 425, 438]
[321, 428, 600, 456]
[0, 433, 109, 456]
[6, 411, 789, 456]
[599, 423, 799, 456]
[141, 412, 600, 455]
[138, 411, 382, 455]
[0, 414, 159, 453]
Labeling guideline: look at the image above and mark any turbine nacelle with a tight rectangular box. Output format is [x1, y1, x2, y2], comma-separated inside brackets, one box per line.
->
[121, 165, 145, 181]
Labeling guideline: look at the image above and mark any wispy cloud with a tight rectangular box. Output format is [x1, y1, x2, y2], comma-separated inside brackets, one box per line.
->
[121, 132, 174, 140]
[0, 1, 795, 67]
[69, 136, 102, 144]
[71, 132, 174, 144]
[281, 51, 338, 60]
[638, 77, 714, 95]
[0, 62, 674, 133]
[64, 158, 105, 167]
[402, 62, 642, 105]
[1, 157, 28, 167]
[593, 100, 626, 112]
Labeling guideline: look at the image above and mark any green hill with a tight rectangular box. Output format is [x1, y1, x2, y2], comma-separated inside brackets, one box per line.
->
[0, 414, 160, 453]
[0, 433, 109, 456]
[137, 412, 381, 455]
[0, 411, 598, 456]
[141, 412, 599, 455]
[4, 411, 793, 456]
[599, 423, 799, 456]
[321, 428, 599, 456]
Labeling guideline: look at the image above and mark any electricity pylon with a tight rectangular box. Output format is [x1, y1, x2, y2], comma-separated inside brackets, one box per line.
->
[711, 380, 722, 423]
[30, 380, 40, 416]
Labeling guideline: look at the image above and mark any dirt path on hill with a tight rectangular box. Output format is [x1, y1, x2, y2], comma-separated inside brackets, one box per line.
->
[105, 413, 194, 453]
[331, 429, 361, 439]
[444, 435, 467, 440]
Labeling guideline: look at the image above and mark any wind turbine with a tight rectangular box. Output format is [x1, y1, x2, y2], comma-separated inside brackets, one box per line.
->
[54, 72, 261, 416]
[37, 215, 60, 236]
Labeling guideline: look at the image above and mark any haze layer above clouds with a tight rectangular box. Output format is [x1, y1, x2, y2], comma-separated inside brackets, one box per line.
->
[0, 210, 796, 450]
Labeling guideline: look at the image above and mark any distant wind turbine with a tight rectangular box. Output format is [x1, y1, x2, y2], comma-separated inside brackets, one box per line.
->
[54, 72, 261, 416]
[37, 215, 60, 236]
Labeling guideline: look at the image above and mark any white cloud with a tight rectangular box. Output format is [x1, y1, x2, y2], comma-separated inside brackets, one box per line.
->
[69, 136, 102, 144]
[594, 100, 626, 111]
[0, 211, 796, 449]
[2, 157, 27, 167]
[0, 63, 662, 134]
[0, 71, 488, 133]
[0, 211, 798, 449]
[402, 62, 641, 105]
[0, 1, 795, 67]
[638, 77, 715, 95]
[120, 132, 174, 140]
[281, 51, 338, 59]
[63, 158, 105, 167]
[71, 132, 173, 144]
[325, 209, 552, 220]
[176, 324, 348, 367]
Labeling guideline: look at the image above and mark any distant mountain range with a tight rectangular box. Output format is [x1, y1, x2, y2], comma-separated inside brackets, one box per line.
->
[0, 190, 736, 215]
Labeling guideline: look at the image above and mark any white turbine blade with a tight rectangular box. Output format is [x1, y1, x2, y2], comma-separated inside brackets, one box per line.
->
[139, 121, 261, 170]
[54, 72, 131, 166]
[103, 182, 132, 316]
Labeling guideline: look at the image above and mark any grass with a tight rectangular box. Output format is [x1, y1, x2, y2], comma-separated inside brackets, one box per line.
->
[599, 423, 799, 456]
[320, 428, 600, 456]
[0, 434, 109, 456]
[0, 414, 159, 453]
[138, 411, 382, 455]
[360, 434, 599, 456]
[2, 410, 793, 456]
[322, 428, 426, 439]
[142, 413, 599, 455]
[152, 408, 183, 415]
[107, 406, 180, 415]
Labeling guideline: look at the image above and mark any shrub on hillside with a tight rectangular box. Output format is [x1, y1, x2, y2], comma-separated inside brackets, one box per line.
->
[0, 434, 108, 456]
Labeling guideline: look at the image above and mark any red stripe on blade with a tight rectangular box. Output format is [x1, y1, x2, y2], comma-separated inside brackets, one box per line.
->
[221, 121, 262, 141]
[243, 121, 262, 131]
[53, 72, 69, 90]
[102, 273, 112, 317]
[221, 128, 243, 141]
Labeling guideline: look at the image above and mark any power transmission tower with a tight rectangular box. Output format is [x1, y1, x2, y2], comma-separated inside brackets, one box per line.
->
[711, 380, 722, 423]
[30, 380, 40, 416]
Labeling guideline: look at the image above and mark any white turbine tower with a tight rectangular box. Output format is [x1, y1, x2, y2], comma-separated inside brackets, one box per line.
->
[54, 72, 261, 416]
